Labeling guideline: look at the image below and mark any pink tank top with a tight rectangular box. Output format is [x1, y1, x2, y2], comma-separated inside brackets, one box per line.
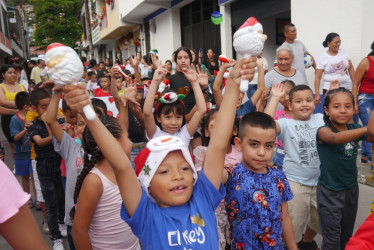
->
[89, 167, 139, 250]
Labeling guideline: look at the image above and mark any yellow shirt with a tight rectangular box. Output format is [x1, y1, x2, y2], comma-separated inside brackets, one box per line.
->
[30, 66, 44, 84]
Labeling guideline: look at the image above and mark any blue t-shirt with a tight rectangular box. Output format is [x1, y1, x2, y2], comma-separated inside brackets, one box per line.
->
[225, 164, 293, 249]
[10, 114, 31, 160]
[277, 113, 324, 186]
[121, 171, 225, 249]
[236, 99, 256, 118]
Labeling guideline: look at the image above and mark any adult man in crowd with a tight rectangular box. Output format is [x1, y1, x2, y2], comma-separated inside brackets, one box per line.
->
[30, 55, 46, 85]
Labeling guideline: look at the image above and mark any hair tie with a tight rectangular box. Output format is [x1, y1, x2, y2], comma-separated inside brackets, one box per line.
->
[95, 146, 101, 152]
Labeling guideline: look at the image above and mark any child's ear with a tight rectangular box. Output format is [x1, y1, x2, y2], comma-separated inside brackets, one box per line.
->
[323, 106, 329, 116]
[156, 115, 161, 123]
[234, 137, 242, 152]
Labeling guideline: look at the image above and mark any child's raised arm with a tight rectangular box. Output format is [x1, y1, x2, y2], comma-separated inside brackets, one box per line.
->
[45, 86, 64, 144]
[213, 59, 237, 107]
[204, 57, 257, 189]
[63, 84, 142, 217]
[182, 65, 207, 136]
[264, 83, 285, 134]
[250, 58, 265, 106]
[318, 126, 367, 144]
[143, 67, 167, 139]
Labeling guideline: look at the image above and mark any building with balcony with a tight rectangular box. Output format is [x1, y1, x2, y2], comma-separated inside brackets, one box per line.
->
[0, 0, 11, 64]
[7, 6, 29, 60]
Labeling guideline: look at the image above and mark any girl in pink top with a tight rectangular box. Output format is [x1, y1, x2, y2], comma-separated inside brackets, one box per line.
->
[71, 116, 139, 250]
[273, 80, 295, 170]
[193, 108, 242, 249]
[0, 160, 48, 249]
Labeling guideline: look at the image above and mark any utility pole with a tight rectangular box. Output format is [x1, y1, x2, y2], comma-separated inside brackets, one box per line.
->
[83, 0, 93, 59]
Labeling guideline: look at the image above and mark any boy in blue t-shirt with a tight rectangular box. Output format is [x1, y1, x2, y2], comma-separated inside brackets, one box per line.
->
[224, 112, 296, 249]
[10, 92, 35, 206]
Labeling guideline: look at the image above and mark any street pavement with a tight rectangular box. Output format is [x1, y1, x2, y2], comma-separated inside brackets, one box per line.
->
[0, 129, 373, 249]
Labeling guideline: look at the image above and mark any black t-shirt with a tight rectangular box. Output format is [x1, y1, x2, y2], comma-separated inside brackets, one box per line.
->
[168, 72, 195, 113]
[128, 109, 146, 143]
[203, 60, 219, 75]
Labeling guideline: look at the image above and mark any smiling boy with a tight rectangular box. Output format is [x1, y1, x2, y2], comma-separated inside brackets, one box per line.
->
[266, 84, 325, 249]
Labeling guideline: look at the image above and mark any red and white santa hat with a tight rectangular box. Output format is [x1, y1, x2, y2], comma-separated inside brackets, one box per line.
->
[134, 136, 197, 196]
[239, 17, 263, 31]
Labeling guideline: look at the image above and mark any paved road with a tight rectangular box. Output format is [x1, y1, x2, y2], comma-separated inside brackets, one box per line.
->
[0, 127, 373, 249]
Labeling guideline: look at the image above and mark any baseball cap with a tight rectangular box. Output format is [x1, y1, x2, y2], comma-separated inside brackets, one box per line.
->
[135, 136, 198, 195]
[38, 54, 45, 61]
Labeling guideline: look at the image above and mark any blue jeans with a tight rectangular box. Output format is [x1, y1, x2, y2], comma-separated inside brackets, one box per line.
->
[246, 84, 257, 99]
[358, 93, 374, 160]
[131, 144, 146, 170]
[67, 225, 76, 250]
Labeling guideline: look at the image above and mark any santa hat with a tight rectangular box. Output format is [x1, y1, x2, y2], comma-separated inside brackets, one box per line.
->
[157, 79, 170, 93]
[239, 17, 263, 31]
[46, 43, 66, 53]
[155, 92, 185, 112]
[134, 136, 198, 197]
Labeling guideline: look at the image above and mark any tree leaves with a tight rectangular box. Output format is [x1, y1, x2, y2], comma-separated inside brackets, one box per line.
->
[30, 0, 82, 49]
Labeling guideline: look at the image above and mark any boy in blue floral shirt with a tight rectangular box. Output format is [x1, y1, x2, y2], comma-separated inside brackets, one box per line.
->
[224, 112, 296, 249]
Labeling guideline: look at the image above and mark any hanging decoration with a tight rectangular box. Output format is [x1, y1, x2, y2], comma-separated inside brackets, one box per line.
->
[211, 11, 223, 25]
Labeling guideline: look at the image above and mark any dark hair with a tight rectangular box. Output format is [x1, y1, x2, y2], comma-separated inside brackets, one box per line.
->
[369, 41, 374, 56]
[70, 115, 122, 220]
[80, 57, 87, 63]
[207, 48, 216, 55]
[89, 59, 97, 68]
[100, 75, 110, 82]
[322, 33, 340, 48]
[87, 71, 96, 77]
[99, 61, 105, 65]
[62, 99, 71, 112]
[281, 79, 296, 87]
[323, 87, 355, 132]
[1, 64, 15, 75]
[29, 60, 37, 65]
[189, 48, 199, 65]
[238, 112, 276, 139]
[15, 91, 30, 109]
[201, 108, 239, 146]
[142, 55, 152, 65]
[165, 60, 172, 66]
[289, 85, 313, 103]
[155, 96, 186, 128]
[30, 88, 51, 107]
[91, 98, 107, 115]
[174, 47, 192, 64]
[283, 23, 295, 34]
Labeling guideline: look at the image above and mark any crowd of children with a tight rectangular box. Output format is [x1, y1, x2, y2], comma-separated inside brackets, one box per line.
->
[1, 39, 374, 250]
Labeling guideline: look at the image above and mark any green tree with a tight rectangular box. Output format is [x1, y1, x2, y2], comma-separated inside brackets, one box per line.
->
[31, 0, 81, 49]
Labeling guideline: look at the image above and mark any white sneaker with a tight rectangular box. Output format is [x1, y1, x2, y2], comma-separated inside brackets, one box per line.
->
[53, 239, 65, 250]
[59, 223, 68, 238]
[42, 221, 50, 234]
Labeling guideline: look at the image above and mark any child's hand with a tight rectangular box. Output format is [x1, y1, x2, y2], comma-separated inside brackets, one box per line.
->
[228, 57, 257, 86]
[63, 123, 75, 137]
[111, 66, 121, 78]
[182, 64, 198, 83]
[151, 54, 161, 69]
[222, 59, 237, 69]
[260, 89, 270, 105]
[329, 80, 341, 90]
[152, 66, 168, 83]
[256, 58, 263, 68]
[271, 83, 285, 98]
[25, 120, 33, 128]
[129, 55, 139, 68]
[196, 65, 208, 88]
[63, 84, 91, 114]
[120, 85, 141, 110]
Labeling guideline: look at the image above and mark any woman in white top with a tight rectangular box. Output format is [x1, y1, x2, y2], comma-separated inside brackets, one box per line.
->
[314, 33, 355, 104]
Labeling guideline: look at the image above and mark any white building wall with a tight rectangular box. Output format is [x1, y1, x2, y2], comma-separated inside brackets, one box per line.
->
[292, 0, 373, 92]
[150, 9, 181, 62]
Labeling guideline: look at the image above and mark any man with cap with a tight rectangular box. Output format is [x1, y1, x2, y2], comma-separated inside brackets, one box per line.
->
[31, 54, 47, 85]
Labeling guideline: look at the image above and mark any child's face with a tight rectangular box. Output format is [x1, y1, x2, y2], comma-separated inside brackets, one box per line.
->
[91, 75, 97, 83]
[35, 97, 51, 116]
[279, 83, 293, 109]
[100, 78, 110, 89]
[116, 79, 123, 90]
[324, 92, 354, 128]
[75, 114, 86, 140]
[149, 150, 193, 207]
[157, 110, 183, 134]
[176, 50, 190, 71]
[289, 90, 315, 121]
[64, 109, 77, 125]
[28, 83, 35, 92]
[98, 63, 105, 70]
[236, 92, 245, 110]
[234, 125, 276, 173]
